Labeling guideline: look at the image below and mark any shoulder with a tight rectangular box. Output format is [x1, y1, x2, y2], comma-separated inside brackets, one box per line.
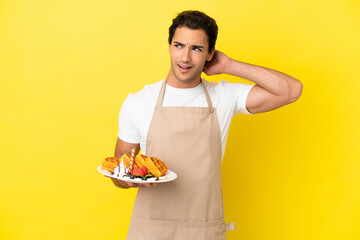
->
[203, 78, 255, 115]
[125, 80, 164, 106]
[203, 79, 254, 96]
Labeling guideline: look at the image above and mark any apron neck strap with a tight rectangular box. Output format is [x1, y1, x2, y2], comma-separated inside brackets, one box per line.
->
[156, 79, 214, 111]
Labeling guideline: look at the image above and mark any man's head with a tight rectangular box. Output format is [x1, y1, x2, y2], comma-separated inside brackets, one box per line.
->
[166, 11, 218, 87]
[168, 11, 218, 54]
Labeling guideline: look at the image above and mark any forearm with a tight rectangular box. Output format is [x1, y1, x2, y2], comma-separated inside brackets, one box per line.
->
[225, 59, 302, 101]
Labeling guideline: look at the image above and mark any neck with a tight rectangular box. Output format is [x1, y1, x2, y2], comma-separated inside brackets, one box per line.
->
[165, 70, 201, 88]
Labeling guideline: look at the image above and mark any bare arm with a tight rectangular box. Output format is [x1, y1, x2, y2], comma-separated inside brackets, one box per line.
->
[203, 51, 303, 113]
[111, 138, 156, 188]
[114, 137, 140, 159]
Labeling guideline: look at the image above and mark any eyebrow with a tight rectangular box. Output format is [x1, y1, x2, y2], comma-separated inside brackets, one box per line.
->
[174, 41, 205, 49]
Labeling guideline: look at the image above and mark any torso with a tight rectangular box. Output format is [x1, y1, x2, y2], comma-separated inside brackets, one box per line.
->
[118, 79, 253, 159]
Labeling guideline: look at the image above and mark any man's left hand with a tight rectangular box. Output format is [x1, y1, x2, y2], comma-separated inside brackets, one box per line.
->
[203, 50, 231, 76]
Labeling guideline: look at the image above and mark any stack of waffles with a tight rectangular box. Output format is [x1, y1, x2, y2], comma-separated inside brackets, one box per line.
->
[122, 153, 168, 177]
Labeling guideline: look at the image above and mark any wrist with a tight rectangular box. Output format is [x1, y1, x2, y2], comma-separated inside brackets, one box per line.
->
[223, 58, 237, 75]
[225, 59, 254, 79]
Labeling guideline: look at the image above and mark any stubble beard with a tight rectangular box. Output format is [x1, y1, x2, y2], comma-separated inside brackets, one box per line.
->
[171, 62, 203, 84]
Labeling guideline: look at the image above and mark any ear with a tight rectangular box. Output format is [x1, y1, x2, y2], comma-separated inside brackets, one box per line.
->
[207, 48, 216, 61]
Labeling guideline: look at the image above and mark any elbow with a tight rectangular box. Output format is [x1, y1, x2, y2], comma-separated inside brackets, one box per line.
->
[288, 80, 303, 103]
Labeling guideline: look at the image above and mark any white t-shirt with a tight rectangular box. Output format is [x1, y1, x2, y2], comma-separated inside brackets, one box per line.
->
[118, 79, 254, 160]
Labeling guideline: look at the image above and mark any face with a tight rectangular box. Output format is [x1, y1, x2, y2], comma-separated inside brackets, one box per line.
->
[168, 27, 214, 87]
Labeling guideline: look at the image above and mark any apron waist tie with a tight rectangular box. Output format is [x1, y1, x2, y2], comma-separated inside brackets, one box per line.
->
[225, 222, 235, 231]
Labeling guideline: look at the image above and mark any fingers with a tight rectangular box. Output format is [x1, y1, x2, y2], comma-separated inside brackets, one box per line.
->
[129, 182, 158, 188]
[126, 182, 134, 187]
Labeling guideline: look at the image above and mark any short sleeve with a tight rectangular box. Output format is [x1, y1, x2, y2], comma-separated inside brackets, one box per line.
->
[117, 94, 141, 143]
[233, 83, 255, 115]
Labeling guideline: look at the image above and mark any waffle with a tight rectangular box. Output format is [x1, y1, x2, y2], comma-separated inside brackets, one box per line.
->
[122, 153, 147, 168]
[143, 157, 168, 177]
[135, 154, 147, 168]
[101, 157, 120, 172]
[121, 153, 168, 177]
[121, 154, 133, 168]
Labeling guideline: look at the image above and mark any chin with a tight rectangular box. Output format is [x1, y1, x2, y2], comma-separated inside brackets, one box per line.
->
[176, 71, 202, 83]
[169, 65, 202, 85]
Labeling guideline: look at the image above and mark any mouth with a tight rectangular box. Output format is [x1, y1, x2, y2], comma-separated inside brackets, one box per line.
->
[177, 64, 192, 73]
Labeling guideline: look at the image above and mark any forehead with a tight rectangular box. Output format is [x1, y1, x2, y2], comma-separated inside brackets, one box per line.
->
[172, 27, 209, 48]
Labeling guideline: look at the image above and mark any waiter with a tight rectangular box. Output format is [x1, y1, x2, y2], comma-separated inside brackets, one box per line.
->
[110, 10, 302, 240]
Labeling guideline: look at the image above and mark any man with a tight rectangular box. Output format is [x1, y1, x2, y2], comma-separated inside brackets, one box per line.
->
[111, 10, 302, 240]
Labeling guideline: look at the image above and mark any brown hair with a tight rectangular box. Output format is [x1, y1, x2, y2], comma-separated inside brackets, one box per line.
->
[168, 11, 218, 53]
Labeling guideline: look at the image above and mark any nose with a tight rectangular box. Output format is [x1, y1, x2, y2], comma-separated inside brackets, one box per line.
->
[180, 47, 191, 63]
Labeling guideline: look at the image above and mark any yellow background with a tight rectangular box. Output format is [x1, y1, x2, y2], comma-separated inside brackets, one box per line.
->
[1, 0, 359, 239]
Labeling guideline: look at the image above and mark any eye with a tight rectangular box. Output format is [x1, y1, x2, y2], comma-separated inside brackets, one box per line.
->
[174, 44, 182, 48]
[193, 47, 202, 52]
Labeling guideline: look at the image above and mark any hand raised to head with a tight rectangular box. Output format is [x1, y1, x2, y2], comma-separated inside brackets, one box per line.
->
[203, 50, 232, 76]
